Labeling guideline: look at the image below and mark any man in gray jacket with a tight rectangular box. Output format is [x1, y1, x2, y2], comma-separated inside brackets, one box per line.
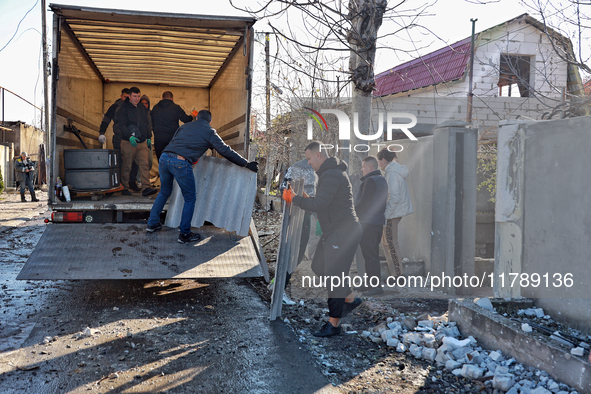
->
[15, 152, 38, 202]
[377, 148, 414, 278]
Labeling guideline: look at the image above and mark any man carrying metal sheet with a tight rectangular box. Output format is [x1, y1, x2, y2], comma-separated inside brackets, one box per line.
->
[146, 110, 258, 244]
[283, 141, 362, 337]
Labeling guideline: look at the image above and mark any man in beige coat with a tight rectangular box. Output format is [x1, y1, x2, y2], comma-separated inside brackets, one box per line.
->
[377, 148, 414, 278]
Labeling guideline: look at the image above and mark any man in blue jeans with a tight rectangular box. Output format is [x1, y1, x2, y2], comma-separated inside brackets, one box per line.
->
[146, 110, 258, 244]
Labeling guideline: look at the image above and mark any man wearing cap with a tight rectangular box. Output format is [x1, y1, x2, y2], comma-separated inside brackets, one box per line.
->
[15, 152, 38, 202]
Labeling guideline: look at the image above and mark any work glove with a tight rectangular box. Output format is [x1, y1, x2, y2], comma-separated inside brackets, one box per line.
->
[129, 136, 139, 147]
[245, 161, 258, 172]
[98, 134, 106, 143]
[282, 187, 296, 203]
[191, 110, 198, 118]
[146, 139, 151, 149]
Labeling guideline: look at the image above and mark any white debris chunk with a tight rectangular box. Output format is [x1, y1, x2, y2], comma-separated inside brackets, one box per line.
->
[493, 374, 515, 391]
[475, 297, 494, 311]
[409, 344, 423, 358]
[570, 347, 584, 356]
[530, 387, 552, 394]
[445, 360, 462, 370]
[422, 347, 437, 362]
[533, 308, 545, 318]
[489, 350, 504, 362]
[396, 343, 406, 353]
[442, 336, 472, 349]
[521, 323, 533, 333]
[461, 364, 484, 379]
[386, 338, 399, 347]
[418, 320, 434, 329]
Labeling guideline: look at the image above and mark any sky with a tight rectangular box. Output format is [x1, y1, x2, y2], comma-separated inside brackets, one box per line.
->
[0, 0, 533, 128]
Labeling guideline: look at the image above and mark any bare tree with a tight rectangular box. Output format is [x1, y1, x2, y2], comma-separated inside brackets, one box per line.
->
[231, 0, 433, 176]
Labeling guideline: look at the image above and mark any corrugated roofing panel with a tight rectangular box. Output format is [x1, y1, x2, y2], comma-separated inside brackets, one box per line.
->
[374, 37, 472, 97]
[164, 155, 257, 236]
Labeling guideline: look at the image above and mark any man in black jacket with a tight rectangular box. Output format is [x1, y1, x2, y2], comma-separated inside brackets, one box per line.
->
[97, 88, 129, 147]
[355, 155, 388, 295]
[113, 87, 156, 196]
[284, 141, 363, 337]
[151, 91, 194, 161]
[146, 110, 258, 244]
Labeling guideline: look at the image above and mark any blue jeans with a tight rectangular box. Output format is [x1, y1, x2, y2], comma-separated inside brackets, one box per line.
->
[19, 173, 34, 193]
[148, 152, 196, 234]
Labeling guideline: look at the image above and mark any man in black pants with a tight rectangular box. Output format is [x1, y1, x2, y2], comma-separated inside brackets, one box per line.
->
[151, 91, 194, 161]
[355, 156, 388, 295]
[284, 141, 362, 337]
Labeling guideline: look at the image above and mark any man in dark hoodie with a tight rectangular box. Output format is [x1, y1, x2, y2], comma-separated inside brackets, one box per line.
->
[283, 141, 363, 337]
[151, 91, 194, 161]
[97, 88, 130, 147]
[355, 155, 388, 296]
[113, 87, 157, 197]
[146, 110, 258, 244]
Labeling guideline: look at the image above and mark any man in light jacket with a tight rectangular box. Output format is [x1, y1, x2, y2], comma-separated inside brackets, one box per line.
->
[377, 148, 414, 278]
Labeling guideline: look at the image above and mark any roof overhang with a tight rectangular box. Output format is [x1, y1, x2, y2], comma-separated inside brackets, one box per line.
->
[50, 4, 256, 88]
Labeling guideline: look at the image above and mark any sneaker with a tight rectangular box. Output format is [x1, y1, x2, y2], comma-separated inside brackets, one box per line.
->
[341, 297, 363, 318]
[146, 222, 162, 233]
[142, 187, 158, 197]
[178, 232, 201, 244]
[129, 183, 141, 192]
[313, 322, 341, 337]
[282, 293, 296, 305]
[121, 189, 132, 196]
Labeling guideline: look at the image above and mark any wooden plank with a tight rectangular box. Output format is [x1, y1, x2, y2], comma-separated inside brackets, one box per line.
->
[56, 107, 100, 133]
[218, 114, 246, 134]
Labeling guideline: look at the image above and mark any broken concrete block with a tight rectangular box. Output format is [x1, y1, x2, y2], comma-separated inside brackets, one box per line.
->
[489, 350, 504, 363]
[530, 387, 552, 394]
[506, 386, 519, 394]
[386, 338, 399, 348]
[452, 346, 473, 360]
[549, 334, 572, 347]
[451, 368, 463, 376]
[474, 297, 494, 311]
[461, 364, 484, 379]
[373, 323, 387, 334]
[421, 333, 437, 348]
[442, 336, 472, 349]
[402, 332, 421, 345]
[387, 321, 402, 331]
[434, 349, 450, 366]
[521, 323, 533, 333]
[396, 343, 406, 353]
[570, 347, 584, 356]
[486, 361, 497, 373]
[381, 330, 396, 341]
[445, 359, 462, 370]
[492, 373, 515, 391]
[422, 347, 437, 362]
[494, 366, 509, 375]
[418, 320, 434, 329]
[546, 380, 559, 391]
[409, 344, 422, 359]
[402, 317, 417, 331]
[361, 331, 371, 338]
[439, 326, 461, 338]
[533, 308, 545, 318]
[467, 350, 484, 364]
[370, 336, 383, 343]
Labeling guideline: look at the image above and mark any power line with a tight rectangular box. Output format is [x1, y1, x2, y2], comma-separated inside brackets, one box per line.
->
[0, 0, 40, 54]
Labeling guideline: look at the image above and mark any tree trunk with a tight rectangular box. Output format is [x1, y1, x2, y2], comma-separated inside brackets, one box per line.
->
[347, 0, 387, 181]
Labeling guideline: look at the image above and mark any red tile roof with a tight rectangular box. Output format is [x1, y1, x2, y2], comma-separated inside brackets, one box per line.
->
[374, 37, 472, 97]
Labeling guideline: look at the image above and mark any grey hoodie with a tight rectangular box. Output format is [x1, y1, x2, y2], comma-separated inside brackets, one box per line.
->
[384, 160, 414, 219]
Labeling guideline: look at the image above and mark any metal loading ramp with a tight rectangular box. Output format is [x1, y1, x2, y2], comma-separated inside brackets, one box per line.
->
[17, 223, 265, 280]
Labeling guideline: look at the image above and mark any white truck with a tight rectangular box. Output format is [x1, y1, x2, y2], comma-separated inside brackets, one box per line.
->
[18, 4, 267, 281]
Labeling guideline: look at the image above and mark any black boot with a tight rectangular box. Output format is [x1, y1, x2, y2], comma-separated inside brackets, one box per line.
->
[20, 192, 27, 202]
[30, 191, 39, 202]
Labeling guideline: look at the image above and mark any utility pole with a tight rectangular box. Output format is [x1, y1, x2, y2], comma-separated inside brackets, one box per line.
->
[467, 18, 477, 124]
[42, 0, 50, 184]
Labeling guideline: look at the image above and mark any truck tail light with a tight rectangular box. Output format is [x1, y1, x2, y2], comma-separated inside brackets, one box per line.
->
[51, 212, 83, 222]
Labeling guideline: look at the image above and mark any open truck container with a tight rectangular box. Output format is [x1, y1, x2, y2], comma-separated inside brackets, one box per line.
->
[17, 4, 268, 281]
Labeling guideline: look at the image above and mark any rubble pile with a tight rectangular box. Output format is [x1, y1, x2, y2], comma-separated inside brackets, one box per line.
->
[358, 313, 581, 394]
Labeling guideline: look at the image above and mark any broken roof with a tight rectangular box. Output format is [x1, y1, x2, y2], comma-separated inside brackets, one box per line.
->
[374, 13, 572, 97]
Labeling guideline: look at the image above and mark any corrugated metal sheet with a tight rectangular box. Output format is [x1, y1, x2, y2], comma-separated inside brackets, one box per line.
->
[50, 4, 255, 88]
[164, 155, 257, 236]
[374, 37, 472, 97]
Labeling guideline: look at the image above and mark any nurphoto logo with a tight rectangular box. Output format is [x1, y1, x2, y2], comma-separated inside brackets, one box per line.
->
[303, 107, 418, 153]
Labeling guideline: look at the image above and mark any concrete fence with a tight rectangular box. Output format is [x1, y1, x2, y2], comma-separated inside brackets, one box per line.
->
[495, 116, 591, 332]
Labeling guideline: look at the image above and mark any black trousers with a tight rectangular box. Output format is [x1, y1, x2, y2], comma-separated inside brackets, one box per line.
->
[155, 140, 171, 162]
[311, 222, 362, 318]
[360, 223, 383, 284]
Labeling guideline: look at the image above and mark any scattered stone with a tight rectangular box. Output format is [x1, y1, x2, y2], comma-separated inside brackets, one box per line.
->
[452, 346, 472, 360]
[570, 347, 584, 356]
[452, 368, 463, 376]
[442, 336, 472, 349]
[461, 364, 484, 379]
[522, 323, 533, 333]
[409, 344, 422, 359]
[361, 331, 371, 338]
[381, 330, 396, 342]
[546, 380, 559, 391]
[402, 317, 417, 331]
[475, 297, 494, 311]
[417, 320, 434, 329]
[421, 334, 437, 348]
[495, 366, 509, 375]
[82, 327, 96, 337]
[492, 374, 515, 391]
[42, 336, 52, 344]
[530, 387, 552, 394]
[396, 343, 406, 353]
[422, 347, 437, 362]
[386, 338, 399, 348]
[445, 360, 462, 370]
[533, 308, 545, 318]
[402, 332, 421, 345]
[489, 350, 504, 363]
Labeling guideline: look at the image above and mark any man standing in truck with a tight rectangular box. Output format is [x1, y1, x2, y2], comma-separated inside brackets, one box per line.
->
[151, 91, 194, 161]
[114, 87, 157, 197]
[146, 110, 258, 244]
